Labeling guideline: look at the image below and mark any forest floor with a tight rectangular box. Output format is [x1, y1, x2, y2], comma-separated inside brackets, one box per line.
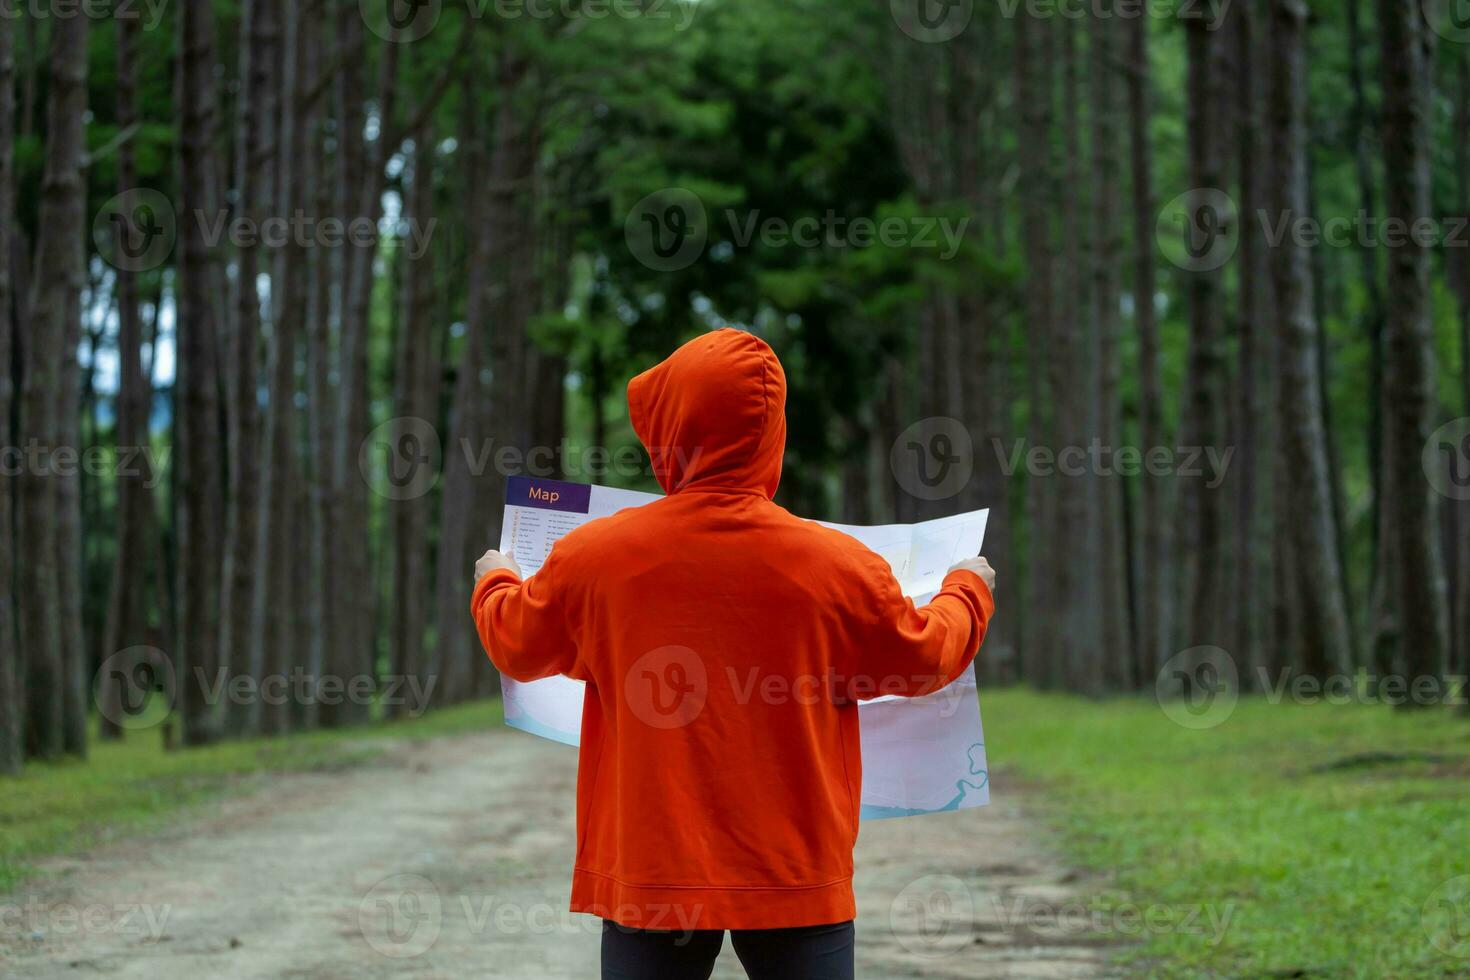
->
[0, 724, 1121, 979]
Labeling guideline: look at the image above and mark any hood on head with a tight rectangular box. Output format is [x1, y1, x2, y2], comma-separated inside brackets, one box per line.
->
[627, 328, 787, 497]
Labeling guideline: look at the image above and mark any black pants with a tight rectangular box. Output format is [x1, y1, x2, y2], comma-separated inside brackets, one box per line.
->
[600, 919, 855, 980]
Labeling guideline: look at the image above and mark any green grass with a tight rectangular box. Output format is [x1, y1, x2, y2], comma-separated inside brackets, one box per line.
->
[0, 700, 503, 894]
[983, 689, 1470, 979]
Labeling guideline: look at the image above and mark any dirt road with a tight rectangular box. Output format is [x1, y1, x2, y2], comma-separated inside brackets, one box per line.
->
[0, 729, 1120, 978]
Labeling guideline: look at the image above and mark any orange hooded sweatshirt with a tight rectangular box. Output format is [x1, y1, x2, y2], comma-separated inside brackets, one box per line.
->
[471, 328, 993, 931]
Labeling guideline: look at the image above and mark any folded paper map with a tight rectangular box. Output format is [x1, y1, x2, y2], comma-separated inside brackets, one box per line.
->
[496, 476, 991, 820]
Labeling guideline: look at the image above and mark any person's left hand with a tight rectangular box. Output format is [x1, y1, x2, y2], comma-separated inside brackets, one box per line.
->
[475, 549, 523, 582]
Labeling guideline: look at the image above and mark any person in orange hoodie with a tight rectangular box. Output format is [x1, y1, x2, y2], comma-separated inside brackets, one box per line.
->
[471, 328, 994, 980]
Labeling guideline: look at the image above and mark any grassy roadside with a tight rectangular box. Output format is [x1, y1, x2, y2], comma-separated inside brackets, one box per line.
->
[0, 700, 504, 894]
[982, 689, 1470, 978]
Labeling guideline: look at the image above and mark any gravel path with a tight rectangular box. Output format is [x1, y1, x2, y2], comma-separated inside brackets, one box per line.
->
[0, 728, 1121, 978]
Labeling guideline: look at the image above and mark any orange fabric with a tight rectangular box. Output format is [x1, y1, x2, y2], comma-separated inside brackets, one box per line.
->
[472, 328, 993, 930]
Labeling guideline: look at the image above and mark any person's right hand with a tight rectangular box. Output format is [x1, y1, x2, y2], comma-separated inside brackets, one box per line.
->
[949, 556, 995, 592]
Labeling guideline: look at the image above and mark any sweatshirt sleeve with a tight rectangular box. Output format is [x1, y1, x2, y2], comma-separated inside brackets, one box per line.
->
[470, 553, 581, 682]
[850, 557, 993, 700]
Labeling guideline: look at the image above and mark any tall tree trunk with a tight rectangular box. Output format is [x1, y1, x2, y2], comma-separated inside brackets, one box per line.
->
[322, 6, 402, 725]
[176, 0, 227, 745]
[1052, 16, 1102, 696]
[254, 0, 303, 736]
[1453, 47, 1470, 686]
[953, 31, 1016, 681]
[1015, 7, 1057, 688]
[1091, 4, 1132, 689]
[1181, 15, 1230, 658]
[1347, 0, 1387, 609]
[18, 11, 89, 760]
[432, 75, 491, 706]
[1127, 4, 1169, 684]
[1268, 0, 1352, 677]
[101, 10, 158, 740]
[220, 0, 276, 735]
[1234, 0, 1277, 686]
[388, 130, 438, 718]
[1376, 0, 1450, 691]
[0, 11, 19, 772]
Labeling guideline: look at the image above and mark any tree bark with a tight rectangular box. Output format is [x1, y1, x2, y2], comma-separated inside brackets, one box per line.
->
[100, 9, 158, 741]
[0, 11, 19, 772]
[1091, 4, 1133, 689]
[1181, 14, 1230, 659]
[18, 11, 89, 760]
[1127, 4, 1169, 684]
[388, 130, 438, 718]
[1454, 47, 1470, 685]
[176, 0, 228, 745]
[219, 0, 277, 735]
[254, 0, 303, 736]
[1015, 7, 1058, 688]
[1376, 0, 1450, 689]
[1268, 0, 1352, 677]
[1233, 0, 1277, 685]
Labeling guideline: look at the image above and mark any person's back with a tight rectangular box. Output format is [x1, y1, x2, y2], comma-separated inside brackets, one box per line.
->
[472, 329, 994, 978]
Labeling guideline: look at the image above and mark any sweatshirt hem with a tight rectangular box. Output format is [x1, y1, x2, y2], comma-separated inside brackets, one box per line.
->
[570, 867, 856, 931]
